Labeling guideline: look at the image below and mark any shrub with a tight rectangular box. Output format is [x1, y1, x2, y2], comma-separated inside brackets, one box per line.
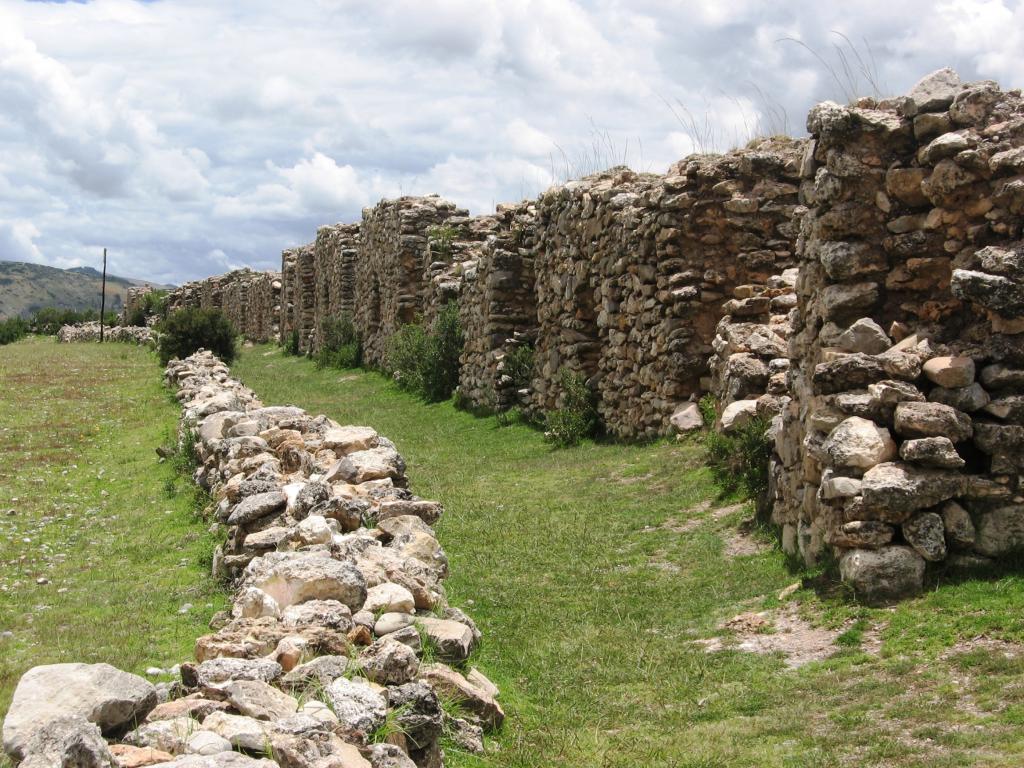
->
[427, 224, 458, 261]
[700, 394, 772, 501]
[0, 316, 28, 346]
[283, 329, 301, 356]
[315, 313, 362, 370]
[545, 369, 599, 447]
[386, 301, 464, 402]
[128, 290, 169, 327]
[503, 344, 535, 390]
[158, 308, 237, 365]
[28, 307, 115, 335]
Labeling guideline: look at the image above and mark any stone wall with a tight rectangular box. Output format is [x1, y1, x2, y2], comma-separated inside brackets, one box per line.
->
[531, 142, 804, 439]
[120, 285, 153, 324]
[772, 69, 1024, 602]
[167, 269, 281, 343]
[312, 223, 360, 351]
[279, 249, 299, 344]
[352, 196, 464, 367]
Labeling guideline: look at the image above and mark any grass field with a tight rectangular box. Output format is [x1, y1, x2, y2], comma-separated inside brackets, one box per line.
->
[0, 337, 228, 722]
[233, 344, 1024, 768]
[3, 338, 1024, 767]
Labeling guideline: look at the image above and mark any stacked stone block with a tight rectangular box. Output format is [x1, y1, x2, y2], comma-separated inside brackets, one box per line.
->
[352, 196, 463, 367]
[773, 69, 1024, 602]
[531, 142, 804, 439]
[312, 223, 360, 351]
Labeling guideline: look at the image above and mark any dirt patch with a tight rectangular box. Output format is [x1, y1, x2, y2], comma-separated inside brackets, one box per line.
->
[640, 501, 710, 534]
[939, 636, 1024, 661]
[696, 605, 843, 669]
[711, 502, 746, 520]
[337, 375, 360, 382]
[722, 519, 770, 558]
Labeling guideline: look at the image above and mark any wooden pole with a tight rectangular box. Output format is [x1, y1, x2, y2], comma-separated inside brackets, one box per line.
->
[99, 247, 107, 342]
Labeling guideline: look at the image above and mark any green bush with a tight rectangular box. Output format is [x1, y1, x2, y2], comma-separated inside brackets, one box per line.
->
[427, 224, 458, 261]
[504, 344, 535, 390]
[0, 316, 28, 345]
[283, 329, 301, 356]
[386, 301, 464, 402]
[158, 308, 237, 365]
[545, 369, 600, 447]
[700, 394, 772, 501]
[28, 307, 116, 335]
[315, 313, 362, 370]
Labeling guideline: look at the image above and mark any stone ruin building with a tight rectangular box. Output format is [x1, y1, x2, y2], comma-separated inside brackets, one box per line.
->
[164, 68, 1024, 603]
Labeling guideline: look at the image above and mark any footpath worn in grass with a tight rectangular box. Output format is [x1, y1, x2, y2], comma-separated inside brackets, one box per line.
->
[233, 344, 1024, 768]
[0, 337, 228, 722]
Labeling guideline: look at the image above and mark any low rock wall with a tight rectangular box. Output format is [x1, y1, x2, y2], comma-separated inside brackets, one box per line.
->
[57, 322, 156, 345]
[1, 350, 502, 767]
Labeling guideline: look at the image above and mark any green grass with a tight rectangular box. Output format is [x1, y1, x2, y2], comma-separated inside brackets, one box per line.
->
[231, 345, 1024, 768]
[0, 336, 229, 720]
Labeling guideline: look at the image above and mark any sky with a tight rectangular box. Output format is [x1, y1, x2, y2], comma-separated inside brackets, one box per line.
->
[0, 0, 1022, 285]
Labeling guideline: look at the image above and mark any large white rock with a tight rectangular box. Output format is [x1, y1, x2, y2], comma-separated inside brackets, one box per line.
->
[241, 551, 367, 612]
[3, 663, 157, 760]
[824, 416, 897, 470]
[670, 402, 704, 433]
[199, 711, 268, 752]
[720, 399, 759, 433]
[322, 425, 378, 454]
[363, 582, 416, 615]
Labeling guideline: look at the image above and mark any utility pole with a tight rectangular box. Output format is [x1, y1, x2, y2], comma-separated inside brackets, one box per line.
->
[99, 247, 107, 342]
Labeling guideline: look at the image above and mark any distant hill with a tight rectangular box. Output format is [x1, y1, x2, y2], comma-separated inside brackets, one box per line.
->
[0, 260, 174, 319]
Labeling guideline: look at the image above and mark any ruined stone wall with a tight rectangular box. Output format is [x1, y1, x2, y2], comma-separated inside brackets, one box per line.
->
[352, 196, 463, 367]
[312, 223, 360, 351]
[457, 203, 539, 411]
[120, 285, 153, 325]
[279, 249, 299, 344]
[166, 269, 282, 343]
[772, 69, 1024, 602]
[531, 142, 804, 439]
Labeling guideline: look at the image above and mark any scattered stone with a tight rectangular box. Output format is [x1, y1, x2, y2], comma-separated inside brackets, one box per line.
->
[839, 546, 925, 604]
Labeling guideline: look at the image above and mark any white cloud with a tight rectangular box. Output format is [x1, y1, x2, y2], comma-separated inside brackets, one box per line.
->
[0, 0, 1019, 284]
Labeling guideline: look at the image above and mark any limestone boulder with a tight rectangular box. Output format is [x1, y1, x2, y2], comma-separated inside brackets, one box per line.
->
[940, 501, 976, 550]
[241, 551, 367, 612]
[417, 617, 476, 662]
[823, 416, 897, 470]
[359, 636, 420, 685]
[670, 402, 704, 433]
[3, 663, 157, 760]
[922, 356, 975, 388]
[894, 402, 973, 442]
[839, 546, 925, 604]
[898, 437, 965, 469]
[419, 663, 504, 730]
[902, 511, 947, 561]
[324, 678, 387, 735]
[17, 716, 115, 768]
[720, 399, 759, 433]
[974, 505, 1024, 557]
[223, 680, 298, 721]
[836, 318, 891, 355]
[860, 462, 963, 522]
[363, 583, 416, 615]
[199, 712, 268, 753]
[907, 67, 963, 113]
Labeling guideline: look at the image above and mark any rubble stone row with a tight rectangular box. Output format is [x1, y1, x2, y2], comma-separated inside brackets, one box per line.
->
[57, 322, 156, 346]
[168, 270, 282, 344]
[1, 350, 501, 767]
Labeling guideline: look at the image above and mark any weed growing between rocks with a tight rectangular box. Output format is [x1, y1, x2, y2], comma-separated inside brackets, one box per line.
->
[283, 328, 302, 356]
[699, 395, 772, 503]
[387, 301, 464, 403]
[157, 307, 237, 365]
[544, 369, 600, 447]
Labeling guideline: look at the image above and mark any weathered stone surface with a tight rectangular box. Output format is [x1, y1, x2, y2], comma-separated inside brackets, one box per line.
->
[720, 399, 759, 433]
[941, 501, 976, 550]
[902, 511, 947, 561]
[923, 356, 975, 388]
[110, 743, 175, 767]
[836, 318, 891, 355]
[928, 383, 990, 413]
[324, 678, 387, 735]
[898, 437, 965, 469]
[839, 546, 925, 603]
[894, 402, 973, 442]
[419, 663, 505, 729]
[124, 717, 194, 754]
[823, 417, 897, 470]
[828, 520, 894, 549]
[18, 715, 115, 768]
[224, 680, 298, 721]
[199, 711, 268, 752]
[974, 506, 1024, 557]
[670, 402, 704, 433]
[417, 617, 476, 662]
[241, 551, 367, 612]
[360, 636, 420, 685]
[363, 583, 416, 615]
[227, 492, 287, 526]
[907, 68, 963, 113]
[861, 462, 963, 522]
[184, 731, 233, 757]
[191, 658, 282, 687]
[323, 426, 379, 453]
[3, 663, 157, 759]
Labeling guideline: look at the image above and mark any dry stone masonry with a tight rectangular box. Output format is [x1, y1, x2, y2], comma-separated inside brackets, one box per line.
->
[156, 68, 1023, 601]
[57, 322, 156, 346]
[2, 349, 502, 768]
[169, 270, 281, 344]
